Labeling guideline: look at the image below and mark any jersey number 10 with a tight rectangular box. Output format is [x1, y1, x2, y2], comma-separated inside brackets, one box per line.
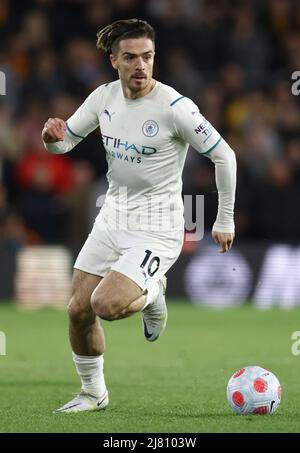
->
[140, 250, 160, 277]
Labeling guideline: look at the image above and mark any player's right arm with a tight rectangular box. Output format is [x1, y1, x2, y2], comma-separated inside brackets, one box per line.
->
[42, 87, 102, 154]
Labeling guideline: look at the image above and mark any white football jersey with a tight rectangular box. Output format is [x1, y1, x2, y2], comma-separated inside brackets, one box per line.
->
[64, 80, 221, 233]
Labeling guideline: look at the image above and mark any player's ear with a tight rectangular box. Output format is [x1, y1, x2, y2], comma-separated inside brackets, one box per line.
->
[110, 53, 118, 70]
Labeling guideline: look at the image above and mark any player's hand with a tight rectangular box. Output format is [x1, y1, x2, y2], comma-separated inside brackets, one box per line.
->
[42, 118, 66, 143]
[212, 231, 235, 253]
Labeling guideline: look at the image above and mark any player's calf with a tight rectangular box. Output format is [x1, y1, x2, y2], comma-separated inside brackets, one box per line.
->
[68, 295, 105, 356]
[90, 270, 145, 321]
[90, 293, 121, 321]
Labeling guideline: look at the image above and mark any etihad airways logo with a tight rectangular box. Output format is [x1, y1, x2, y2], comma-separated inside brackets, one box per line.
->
[101, 134, 157, 155]
[106, 149, 141, 164]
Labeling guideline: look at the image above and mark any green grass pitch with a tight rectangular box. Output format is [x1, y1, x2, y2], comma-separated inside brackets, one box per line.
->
[0, 302, 299, 433]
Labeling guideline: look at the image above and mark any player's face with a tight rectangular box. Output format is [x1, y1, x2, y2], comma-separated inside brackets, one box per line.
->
[110, 38, 155, 98]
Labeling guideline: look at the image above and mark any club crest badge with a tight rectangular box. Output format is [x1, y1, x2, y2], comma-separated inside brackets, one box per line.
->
[142, 120, 159, 137]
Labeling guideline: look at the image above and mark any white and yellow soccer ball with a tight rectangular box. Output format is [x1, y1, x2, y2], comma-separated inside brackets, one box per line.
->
[227, 366, 281, 415]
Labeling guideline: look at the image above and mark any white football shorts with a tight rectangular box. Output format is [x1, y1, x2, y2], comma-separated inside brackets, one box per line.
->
[74, 210, 184, 290]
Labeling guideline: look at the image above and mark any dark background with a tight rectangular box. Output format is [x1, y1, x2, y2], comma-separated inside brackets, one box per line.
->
[1, 0, 300, 305]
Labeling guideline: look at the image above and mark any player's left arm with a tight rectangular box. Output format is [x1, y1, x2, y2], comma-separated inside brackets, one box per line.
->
[171, 97, 237, 253]
[207, 141, 236, 253]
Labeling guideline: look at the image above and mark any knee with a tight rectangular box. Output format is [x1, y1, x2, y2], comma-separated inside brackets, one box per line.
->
[90, 291, 120, 321]
[67, 296, 95, 325]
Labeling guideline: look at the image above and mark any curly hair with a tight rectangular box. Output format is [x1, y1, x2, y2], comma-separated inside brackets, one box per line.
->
[96, 19, 155, 53]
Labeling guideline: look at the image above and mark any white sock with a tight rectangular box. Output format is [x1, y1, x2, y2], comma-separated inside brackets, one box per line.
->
[141, 279, 160, 311]
[72, 352, 107, 398]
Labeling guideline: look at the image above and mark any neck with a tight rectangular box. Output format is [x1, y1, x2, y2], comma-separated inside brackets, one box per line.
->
[122, 78, 156, 100]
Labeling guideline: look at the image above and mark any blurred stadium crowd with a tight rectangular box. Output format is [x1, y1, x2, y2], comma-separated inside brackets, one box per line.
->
[1, 0, 300, 252]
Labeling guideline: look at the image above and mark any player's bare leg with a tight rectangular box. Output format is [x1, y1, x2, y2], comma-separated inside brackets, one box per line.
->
[91, 270, 167, 341]
[90, 270, 145, 320]
[54, 269, 108, 413]
[55, 270, 167, 413]
[68, 269, 105, 356]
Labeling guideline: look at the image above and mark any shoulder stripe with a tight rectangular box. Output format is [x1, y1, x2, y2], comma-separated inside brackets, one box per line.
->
[66, 123, 84, 139]
[201, 136, 222, 155]
[170, 96, 185, 107]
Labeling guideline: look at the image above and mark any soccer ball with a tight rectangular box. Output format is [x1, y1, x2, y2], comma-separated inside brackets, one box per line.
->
[227, 366, 281, 415]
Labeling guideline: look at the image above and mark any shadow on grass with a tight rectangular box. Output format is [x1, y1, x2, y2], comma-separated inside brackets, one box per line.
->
[0, 380, 76, 388]
[147, 411, 300, 420]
